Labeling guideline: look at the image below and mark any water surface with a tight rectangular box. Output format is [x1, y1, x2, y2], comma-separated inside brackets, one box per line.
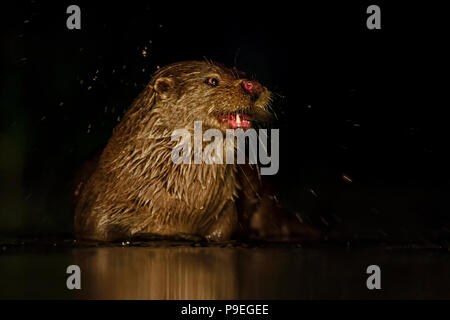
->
[1, 240, 449, 299]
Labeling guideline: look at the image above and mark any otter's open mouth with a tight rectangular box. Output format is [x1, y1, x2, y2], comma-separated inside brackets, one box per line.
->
[218, 113, 251, 129]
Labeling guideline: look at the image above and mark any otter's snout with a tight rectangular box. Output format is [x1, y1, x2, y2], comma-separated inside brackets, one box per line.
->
[241, 80, 264, 99]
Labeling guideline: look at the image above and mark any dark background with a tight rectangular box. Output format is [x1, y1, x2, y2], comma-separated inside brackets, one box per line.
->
[1, 1, 449, 242]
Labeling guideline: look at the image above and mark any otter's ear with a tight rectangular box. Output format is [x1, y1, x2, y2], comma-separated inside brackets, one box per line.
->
[154, 77, 175, 99]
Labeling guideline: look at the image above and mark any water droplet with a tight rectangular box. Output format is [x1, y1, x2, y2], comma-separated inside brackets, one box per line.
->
[320, 216, 329, 227]
[295, 212, 303, 224]
[342, 174, 353, 183]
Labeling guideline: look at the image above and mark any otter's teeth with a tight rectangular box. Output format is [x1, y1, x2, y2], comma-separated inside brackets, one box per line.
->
[236, 114, 241, 124]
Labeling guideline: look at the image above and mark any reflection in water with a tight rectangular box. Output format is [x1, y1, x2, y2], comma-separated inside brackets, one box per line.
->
[75, 247, 239, 299]
[1, 244, 450, 299]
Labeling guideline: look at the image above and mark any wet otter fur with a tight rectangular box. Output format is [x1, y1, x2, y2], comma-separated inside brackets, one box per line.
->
[74, 61, 320, 241]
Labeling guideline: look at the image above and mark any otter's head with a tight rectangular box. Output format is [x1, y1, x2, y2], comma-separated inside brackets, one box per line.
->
[150, 61, 272, 131]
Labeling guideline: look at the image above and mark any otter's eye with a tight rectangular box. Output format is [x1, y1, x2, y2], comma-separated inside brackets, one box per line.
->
[206, 77, 219, 87]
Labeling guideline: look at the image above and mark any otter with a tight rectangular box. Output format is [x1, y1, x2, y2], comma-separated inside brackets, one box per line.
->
[74, 61, 320, 241]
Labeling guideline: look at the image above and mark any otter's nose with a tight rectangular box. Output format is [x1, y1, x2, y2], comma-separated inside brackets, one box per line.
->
[241, 80, 264, 98]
